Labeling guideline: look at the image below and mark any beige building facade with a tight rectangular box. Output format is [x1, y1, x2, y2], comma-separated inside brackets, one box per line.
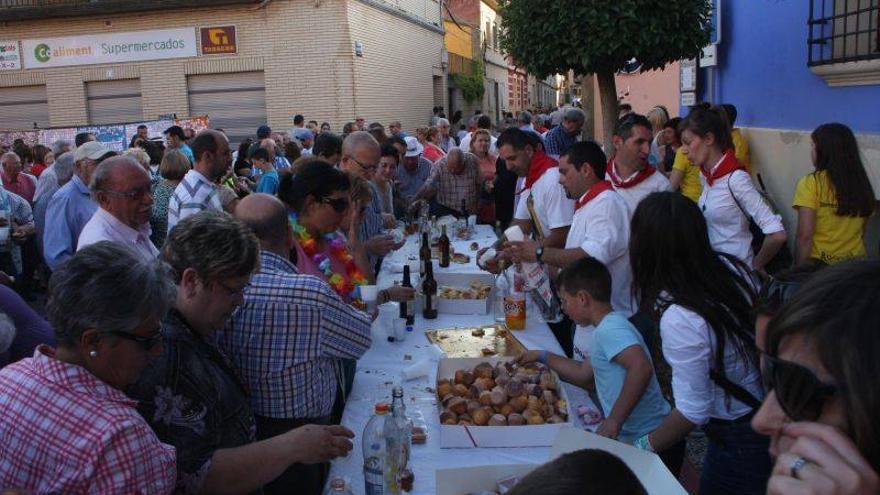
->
[0, 0, 446, 143]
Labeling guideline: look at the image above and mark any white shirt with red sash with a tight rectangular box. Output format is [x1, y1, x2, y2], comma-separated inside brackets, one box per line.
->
[513, 151, 574, 238]
[607, 159, 671, 217]
[697, 151, 784, 266]
[567, 181, 636, 360]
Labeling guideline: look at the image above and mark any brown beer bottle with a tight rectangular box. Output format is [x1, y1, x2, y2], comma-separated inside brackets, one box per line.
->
[438, 224, 450, 268]
[419, 232, 431, 278]
[400, 265, 414, 325]
[422, 261, 438, 319]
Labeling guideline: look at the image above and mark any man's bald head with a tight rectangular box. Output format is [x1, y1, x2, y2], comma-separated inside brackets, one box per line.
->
[342, 131, 379, 157]
[446, 148, 465, 175]
[234, 193, 289, 248]
[341, 131, 380, 179]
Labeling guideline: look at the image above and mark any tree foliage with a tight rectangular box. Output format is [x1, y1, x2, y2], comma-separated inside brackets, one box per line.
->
[451, 60, 486, 104]
[499, 0, 712, 78]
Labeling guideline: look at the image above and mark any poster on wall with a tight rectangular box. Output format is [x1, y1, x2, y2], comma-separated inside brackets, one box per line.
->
[39, 128, 78, 147]
[77, 125, 127, 151]
[0, 41, 21, 71]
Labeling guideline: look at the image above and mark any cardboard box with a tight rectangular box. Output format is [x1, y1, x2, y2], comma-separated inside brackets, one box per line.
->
[436, 464, 536, 495]
[551, 427, 687, 495]
[434, 272, 494, 315]
[437, 356, 572, 448]
[434, 427, 686, 495]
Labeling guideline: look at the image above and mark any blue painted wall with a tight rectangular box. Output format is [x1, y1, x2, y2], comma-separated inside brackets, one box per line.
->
[696, 0, 880, 134]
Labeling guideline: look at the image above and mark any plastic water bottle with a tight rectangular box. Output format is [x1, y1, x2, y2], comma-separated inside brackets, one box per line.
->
[384, 386, 412, 494]
[493, 271, 509, 325]
[363, 403, 390, 495]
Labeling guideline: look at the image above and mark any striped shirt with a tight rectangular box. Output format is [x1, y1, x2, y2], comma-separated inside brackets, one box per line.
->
[167, 169, 223, 233]
[217, 251, 372, 419]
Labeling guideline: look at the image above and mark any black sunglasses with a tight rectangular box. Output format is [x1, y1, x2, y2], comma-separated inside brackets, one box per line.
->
[761, 352, 839, 421]
[323, 196, 350, 213]
[102, 330, 163, 351]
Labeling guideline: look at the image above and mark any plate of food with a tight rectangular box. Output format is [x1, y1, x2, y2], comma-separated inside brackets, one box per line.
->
[425, 325, 526, 358]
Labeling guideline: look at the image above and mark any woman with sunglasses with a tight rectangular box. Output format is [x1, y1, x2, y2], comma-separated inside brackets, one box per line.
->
[752, 260, 879, 495]
[0, 242, 176, 493]
[680, 106, 787, 274]
[630, 191, 771, 494]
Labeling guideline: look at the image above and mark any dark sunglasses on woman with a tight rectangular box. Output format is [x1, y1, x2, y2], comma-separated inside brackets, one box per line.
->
[761, 352, 839, 422]
[322, 197, 350, 213]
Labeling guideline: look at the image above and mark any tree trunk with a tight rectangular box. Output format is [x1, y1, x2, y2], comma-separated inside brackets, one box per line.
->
[580, 73, 595, 142]
[596, 69, 618, 155]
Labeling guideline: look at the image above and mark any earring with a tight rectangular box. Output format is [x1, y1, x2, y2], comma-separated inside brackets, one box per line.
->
[89, 350, 98, 358]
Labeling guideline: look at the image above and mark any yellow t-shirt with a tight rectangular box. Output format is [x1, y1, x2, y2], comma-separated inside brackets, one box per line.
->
[792, 170, 867, 264]
[731, 128, 751, 172]
[672, 148, 702, 202]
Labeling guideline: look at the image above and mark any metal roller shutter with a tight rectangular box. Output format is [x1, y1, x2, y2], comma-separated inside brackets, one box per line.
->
[86, 79, 143, 125]
[0, 85, 49, 130]
[187, 72, 266, 146]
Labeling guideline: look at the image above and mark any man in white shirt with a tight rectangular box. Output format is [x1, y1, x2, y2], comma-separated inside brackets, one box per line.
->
[78, 156, 158, 260]
[607, 113, 671, 215]
[504, 141, 634, 357]
[496, 127, 572, 249]
[167, 130, 229, 233]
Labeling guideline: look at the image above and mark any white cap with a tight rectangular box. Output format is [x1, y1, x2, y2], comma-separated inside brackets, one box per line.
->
[73, 141, 111, 162]
[404, 136, 424, 157]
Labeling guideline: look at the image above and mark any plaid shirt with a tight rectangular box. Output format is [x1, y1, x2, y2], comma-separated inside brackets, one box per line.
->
[126, 309, 256, 494]
[0, 346, 176, 494]
[426, 151, 481, 213]
[217, 251, 372, 419]
[543, 125, 580, 158]
[167, 169, 223, 233]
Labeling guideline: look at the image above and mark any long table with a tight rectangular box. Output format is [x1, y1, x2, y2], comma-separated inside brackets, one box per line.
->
[327, 224, 594, 494]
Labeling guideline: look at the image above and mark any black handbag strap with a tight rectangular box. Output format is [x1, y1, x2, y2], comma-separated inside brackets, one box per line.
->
[709, 368, 762, 410]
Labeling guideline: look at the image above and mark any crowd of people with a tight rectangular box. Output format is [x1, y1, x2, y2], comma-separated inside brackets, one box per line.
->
[0, 101, 877, 495]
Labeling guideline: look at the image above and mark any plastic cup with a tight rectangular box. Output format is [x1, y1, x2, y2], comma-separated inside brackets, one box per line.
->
[359, 285, 379, 313]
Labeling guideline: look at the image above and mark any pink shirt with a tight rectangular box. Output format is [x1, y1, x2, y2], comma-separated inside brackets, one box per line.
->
[0, 346, 176, 493]
[2, 171, 36, 203]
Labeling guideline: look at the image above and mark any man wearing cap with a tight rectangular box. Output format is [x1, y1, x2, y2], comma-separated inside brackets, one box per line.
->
[543, 108, 585, 159]
[43, 142, 114, 270]
[164, 125, 195, 165]
[77, 156, 158, 261]
[293, 128, 314, 156]
[395, 136, 432, 204]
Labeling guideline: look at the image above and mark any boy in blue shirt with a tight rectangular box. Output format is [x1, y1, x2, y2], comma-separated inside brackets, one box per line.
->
[518, 257, 682, 472]
[252, 148, 279, 195]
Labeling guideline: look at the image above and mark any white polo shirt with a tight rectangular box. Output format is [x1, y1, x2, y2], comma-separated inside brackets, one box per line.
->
[513, 167, 574, 239]
[608, 163, 672, 216]
[698, 168, 784, 266]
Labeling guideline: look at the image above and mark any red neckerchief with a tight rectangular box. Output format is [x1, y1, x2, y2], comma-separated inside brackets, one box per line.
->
[701, 150, 745, 186]
[518, 150, 557, 193]
[606, 158, 657, 189]
[575, 180, 614, 210]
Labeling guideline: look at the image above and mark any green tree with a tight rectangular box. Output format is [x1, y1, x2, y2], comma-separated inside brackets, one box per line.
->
[499, 0, 710, 151]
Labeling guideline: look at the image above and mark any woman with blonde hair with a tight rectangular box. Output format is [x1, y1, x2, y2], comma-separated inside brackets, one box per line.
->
[421, 126, 447, 163]
[647, 105, 670, 168]
[470, 128, 498, 223]
[150, 149, 189, 247]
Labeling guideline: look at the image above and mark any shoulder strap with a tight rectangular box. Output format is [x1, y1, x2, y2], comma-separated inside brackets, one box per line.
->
[726, 171, 750, 221]
[709, 368, 762, 410]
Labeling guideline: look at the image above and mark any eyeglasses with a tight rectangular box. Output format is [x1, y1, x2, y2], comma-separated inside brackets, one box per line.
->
[761, 352, 839, 422]
[102, 187, 152, 201]
[346, 155, 378, 172]
[217, 279, 250, 298]
[323, 196, 350, 213]
[101, 330, 163, 351]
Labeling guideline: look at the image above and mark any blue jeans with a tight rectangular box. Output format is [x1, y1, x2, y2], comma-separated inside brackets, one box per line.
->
[699, 416, 772, 495]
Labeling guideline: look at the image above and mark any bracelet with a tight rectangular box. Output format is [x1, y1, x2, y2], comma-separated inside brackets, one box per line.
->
[538, 350, 549, 365]
[633, 434, 655, 453]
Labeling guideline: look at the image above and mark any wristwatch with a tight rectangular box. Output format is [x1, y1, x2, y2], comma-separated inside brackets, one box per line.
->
[535, 246, 544, 262]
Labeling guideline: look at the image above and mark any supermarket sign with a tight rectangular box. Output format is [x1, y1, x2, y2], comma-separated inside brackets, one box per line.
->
[21, 28, 197, 69]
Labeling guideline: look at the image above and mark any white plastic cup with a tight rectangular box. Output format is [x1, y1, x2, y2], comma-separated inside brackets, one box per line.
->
[359, 285, 379, 314]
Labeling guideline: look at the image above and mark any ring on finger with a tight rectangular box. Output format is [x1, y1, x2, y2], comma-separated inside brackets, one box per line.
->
[790, 455, 808, 478]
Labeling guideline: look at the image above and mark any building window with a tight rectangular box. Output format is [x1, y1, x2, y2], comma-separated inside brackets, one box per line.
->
[485, 21, 492, 50]
[808, 0, 879, 66]
[493, 23, 499, 51]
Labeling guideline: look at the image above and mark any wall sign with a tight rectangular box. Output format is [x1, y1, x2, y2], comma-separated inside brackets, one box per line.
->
[21, 28, 197, 69]
[200, 26, 237, 55]
[0, 41, 21, 71]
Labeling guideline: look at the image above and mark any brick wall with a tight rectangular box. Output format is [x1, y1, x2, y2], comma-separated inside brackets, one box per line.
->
[0, 0, 443, 134]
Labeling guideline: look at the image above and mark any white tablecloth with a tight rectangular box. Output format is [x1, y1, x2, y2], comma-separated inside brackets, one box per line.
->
[327, 225, 595, 494]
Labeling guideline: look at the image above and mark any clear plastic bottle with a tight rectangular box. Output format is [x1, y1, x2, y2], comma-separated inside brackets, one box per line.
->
[363, 403, 390, 495]
[493, 270, 509, 325]
[384, 386, 412, 494]
[324, 476, 354, 495]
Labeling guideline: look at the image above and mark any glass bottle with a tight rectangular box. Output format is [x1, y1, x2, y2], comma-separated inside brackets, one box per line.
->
[422, 261, 438, 320]
[438, 225, 450, 268]
[384, 386, 412, 495]
[363, 403, 390, 495]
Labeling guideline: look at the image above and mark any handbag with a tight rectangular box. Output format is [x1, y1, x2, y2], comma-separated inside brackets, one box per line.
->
[727, 173, 793, 275]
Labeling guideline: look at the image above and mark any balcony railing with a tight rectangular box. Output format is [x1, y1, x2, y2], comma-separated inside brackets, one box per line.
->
[808, 0, 880, 66]
[0, 0, 261, 22]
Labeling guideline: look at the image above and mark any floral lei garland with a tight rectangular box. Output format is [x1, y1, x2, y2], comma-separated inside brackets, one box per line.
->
[289, 212, 367, 302]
